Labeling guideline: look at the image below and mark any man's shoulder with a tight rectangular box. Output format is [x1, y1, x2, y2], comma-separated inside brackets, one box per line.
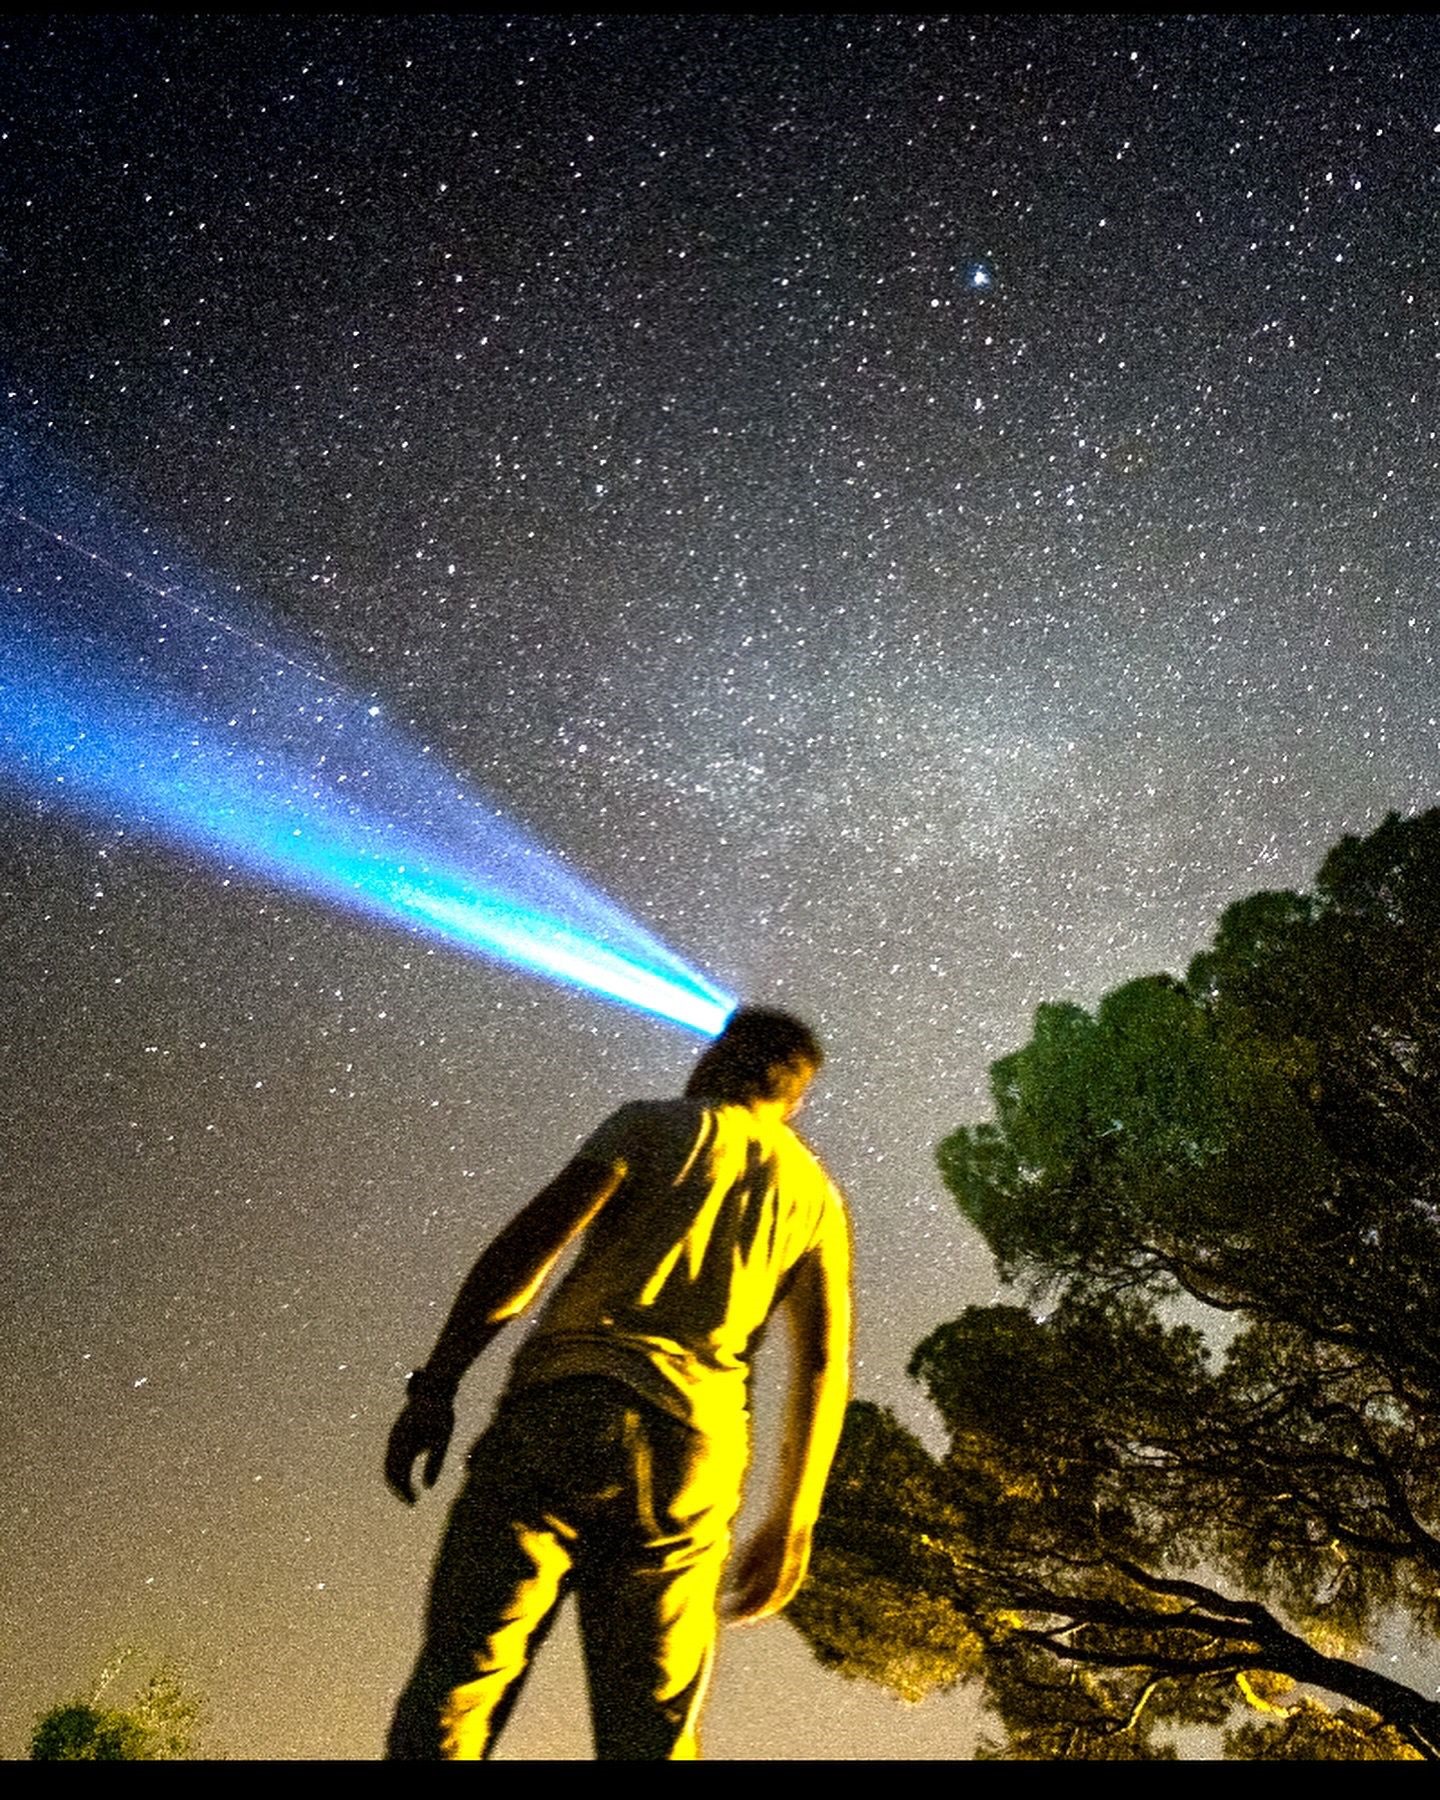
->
[606, 1095, 708, 1132]
[776, 1118, 842, 1189]
[575, 1095, 706, 1161]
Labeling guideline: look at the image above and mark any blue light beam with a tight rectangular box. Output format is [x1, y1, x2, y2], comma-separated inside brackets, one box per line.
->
[0, 492, 735, 1037]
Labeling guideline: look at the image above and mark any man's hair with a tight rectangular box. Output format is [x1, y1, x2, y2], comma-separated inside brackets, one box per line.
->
[684, 1006, 824, 1106]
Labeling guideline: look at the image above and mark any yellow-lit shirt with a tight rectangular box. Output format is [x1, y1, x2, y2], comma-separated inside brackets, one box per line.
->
[508, 1097, 848, 1440]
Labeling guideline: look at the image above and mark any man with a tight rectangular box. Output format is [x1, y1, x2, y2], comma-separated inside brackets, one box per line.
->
[384, 1006, 852, 1761]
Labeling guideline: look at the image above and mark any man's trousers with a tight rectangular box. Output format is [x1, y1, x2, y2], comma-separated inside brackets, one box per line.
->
[386, 1375, 743, 1760]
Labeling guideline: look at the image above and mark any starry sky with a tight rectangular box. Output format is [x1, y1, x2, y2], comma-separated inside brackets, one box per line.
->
[2, 14, 1437, 1761]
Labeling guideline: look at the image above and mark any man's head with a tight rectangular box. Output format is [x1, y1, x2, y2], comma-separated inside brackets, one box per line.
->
[684, 1006, 824, 1115]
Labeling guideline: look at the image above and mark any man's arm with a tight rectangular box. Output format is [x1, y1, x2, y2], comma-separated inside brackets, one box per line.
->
[384, 1150, 625, 1504]
[727, 1205, 852, 1623]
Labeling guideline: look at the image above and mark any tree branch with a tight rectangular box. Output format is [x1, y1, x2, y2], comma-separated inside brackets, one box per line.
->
[922, 1535, 1440, 1758]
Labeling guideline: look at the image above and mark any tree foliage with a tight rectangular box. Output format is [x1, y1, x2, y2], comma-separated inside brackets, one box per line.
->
[30, 1652, 202, 1761]
[791, 810, 1440, 1758]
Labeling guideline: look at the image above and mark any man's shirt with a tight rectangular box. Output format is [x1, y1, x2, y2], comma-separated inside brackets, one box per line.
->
[507, 1097, 848, 1440]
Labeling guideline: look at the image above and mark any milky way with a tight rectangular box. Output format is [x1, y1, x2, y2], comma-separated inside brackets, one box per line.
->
[1, 15, 1436, 1759]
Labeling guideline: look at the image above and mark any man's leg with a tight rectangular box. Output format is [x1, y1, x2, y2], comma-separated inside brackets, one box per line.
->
[576, 1401, 742, 1761]
[387, 1410, 575, 1760]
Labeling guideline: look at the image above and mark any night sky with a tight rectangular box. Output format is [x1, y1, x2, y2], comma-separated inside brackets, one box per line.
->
[2, 14, 1437, 1760]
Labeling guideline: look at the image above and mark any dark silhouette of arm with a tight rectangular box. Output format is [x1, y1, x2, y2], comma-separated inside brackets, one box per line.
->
[384, 1151, 625, 1503]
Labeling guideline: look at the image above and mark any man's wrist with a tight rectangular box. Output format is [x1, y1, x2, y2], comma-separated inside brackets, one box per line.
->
[407, 1365, 457, 1407]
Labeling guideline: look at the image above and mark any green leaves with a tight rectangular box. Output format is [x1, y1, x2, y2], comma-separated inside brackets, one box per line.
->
[30, 1656, 202, 1762]
[943, 969, 1330, 1307]
[793, 809, 1440, 1758]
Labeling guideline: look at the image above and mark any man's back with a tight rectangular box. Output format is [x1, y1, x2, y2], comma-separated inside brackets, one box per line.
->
[510, 1097, 844, 1436]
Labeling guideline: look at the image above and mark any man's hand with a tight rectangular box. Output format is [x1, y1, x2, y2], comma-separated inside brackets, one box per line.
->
[383, 1154, 624, 1507]
[384, 1385, 455, 1505]
[725, 1517, 812, 1625]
